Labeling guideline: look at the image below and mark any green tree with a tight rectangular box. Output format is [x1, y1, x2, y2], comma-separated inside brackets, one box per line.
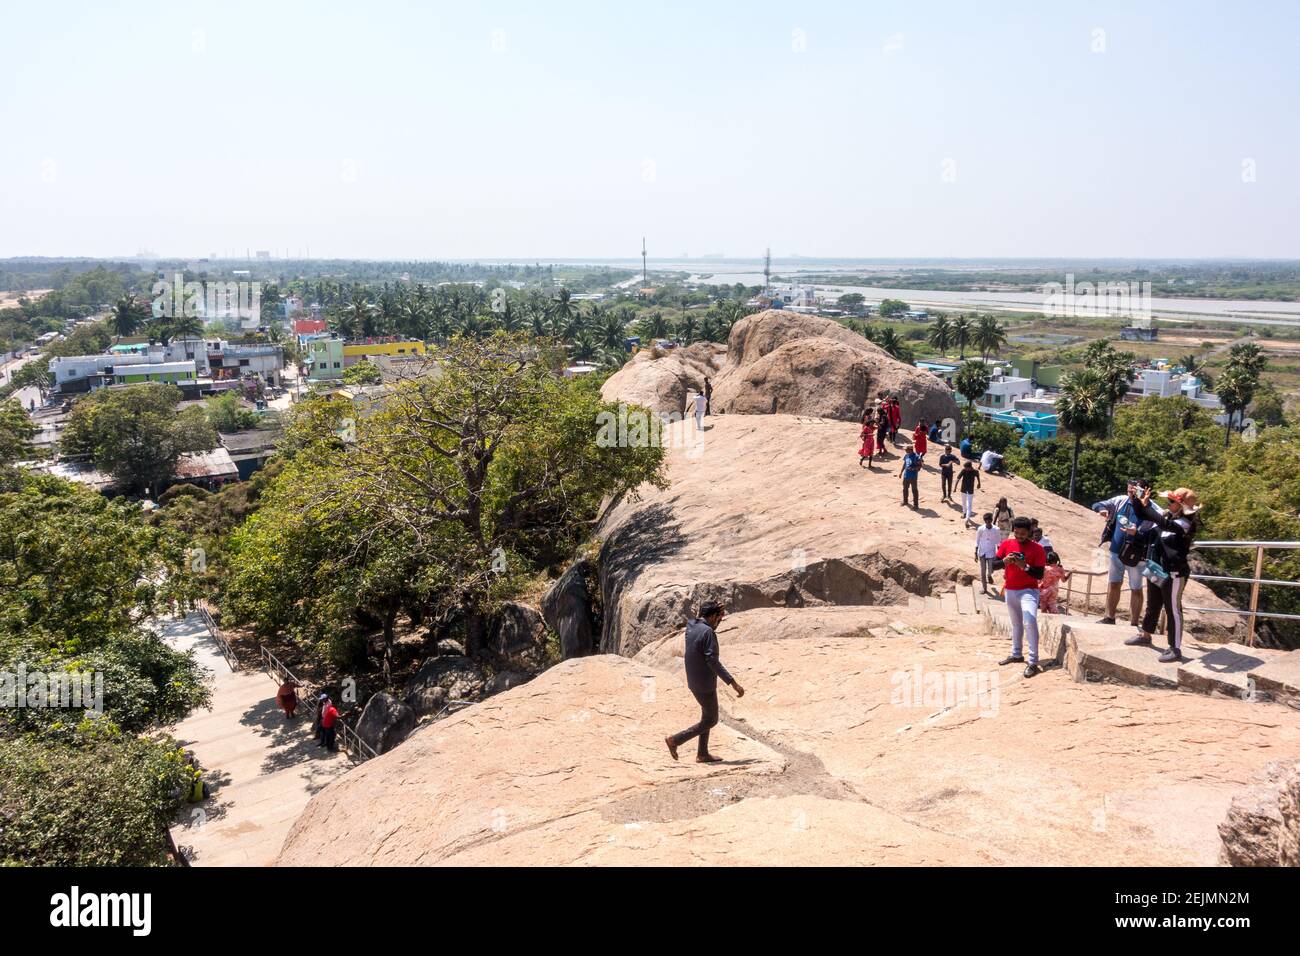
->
[342, 360, 383, 386]
[61, 384, 217, 495]
[926, 315, 953, 356]
[953, 360, 992, 425]
[878, 298, 908, 318]
[109, 294, 145, 343]
[951, 314, 973, 359]
[974, 315, 1008, 361]
[1055, 367, 1112, 501]
[0, 399, 36, 463]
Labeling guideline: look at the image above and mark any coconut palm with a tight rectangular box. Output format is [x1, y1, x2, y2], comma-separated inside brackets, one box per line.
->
[974, 315, 1007, 361]
[677, 313, 699, 345]
[109, 295, 144, 343]
[598, 312, 628, 352]
[951, 314, 974, 360]
[1217, 359, 1261, 448]
[926, 314, 953, 356]
[638, 311, 669, 341]
[1055, 367, 1111, 501]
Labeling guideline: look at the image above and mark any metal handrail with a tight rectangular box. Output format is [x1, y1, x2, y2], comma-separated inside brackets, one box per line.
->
[1060, 568, 1106, 614]
[260, 645, 379, 763]
[1185, 541, 1300, 646]
[195, 600, 239, 672]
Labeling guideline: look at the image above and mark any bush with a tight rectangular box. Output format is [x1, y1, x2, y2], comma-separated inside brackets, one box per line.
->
[0, 732, 193, 866]
[965, 419, 1021, 455]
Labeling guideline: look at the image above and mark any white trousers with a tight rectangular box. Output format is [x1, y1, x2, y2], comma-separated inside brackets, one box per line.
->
[1006, 587, 1041, 665]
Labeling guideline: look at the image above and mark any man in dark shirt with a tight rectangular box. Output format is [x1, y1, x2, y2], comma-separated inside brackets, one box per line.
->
[938, 444, 959, 503]
[665, 602, 745, 763]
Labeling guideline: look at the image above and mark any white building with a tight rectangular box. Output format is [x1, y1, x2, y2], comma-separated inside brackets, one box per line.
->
[973, 367, 1034, 415]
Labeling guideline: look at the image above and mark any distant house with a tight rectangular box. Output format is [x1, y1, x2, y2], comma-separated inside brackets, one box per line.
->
[1121, 325, 1158, 342]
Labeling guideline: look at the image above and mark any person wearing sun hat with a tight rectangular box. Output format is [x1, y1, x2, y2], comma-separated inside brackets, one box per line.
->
[1129, 486, 1200, 663]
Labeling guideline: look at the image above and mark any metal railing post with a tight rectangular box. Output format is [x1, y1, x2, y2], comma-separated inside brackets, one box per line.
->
[1247, 545, 1265, 647]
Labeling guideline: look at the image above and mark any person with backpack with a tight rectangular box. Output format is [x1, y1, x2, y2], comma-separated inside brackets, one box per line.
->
[1091, 479, 1152, 627]
[899, 443, 923, 509]
[1128, 487, 1199, 663]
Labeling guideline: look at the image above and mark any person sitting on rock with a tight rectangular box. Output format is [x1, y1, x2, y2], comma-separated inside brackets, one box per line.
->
[665, 602, 744, 764]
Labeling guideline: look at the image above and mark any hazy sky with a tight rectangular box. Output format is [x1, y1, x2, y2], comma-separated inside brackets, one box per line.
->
[2, 0, 1297, 260]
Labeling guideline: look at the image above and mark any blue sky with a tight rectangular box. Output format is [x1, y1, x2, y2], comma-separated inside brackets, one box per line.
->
[1, 0, 1297, 259]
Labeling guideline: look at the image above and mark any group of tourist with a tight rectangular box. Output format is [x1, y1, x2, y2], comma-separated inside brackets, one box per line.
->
[275, 678, 340, 752]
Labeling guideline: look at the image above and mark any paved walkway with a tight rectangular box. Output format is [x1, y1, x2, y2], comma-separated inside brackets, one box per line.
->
[163, 613, 351, 866]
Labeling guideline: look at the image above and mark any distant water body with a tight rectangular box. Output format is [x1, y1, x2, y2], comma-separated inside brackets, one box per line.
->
[475, 257, 1300, 326]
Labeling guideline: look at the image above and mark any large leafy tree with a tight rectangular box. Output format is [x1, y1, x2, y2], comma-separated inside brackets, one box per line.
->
[60, 383, 218, 495]
[231, 335, 665, 664]
[0, 399, 36, 463]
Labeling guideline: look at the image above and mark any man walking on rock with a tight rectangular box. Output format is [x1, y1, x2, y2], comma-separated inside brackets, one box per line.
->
[899, 443, 923, 509]
[992, 517, 1047, 679]
[665, 602, 744, 763]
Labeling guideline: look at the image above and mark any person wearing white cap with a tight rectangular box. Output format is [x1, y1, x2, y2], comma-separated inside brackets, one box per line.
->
[1128, 487, 1200, 663]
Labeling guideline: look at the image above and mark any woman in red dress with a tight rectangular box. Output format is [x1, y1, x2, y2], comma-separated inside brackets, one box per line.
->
[913, 419, 928, 458]
[859, 420, 876, 468]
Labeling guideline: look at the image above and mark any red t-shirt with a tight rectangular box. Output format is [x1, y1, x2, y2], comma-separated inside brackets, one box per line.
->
[997, 538, 1047, 591]
[320, 704, 338, 728]
[913, 428, 927, 454]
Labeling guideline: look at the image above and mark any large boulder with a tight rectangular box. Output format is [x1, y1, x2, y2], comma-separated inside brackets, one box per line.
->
[1219, 759, 1300, 866]
[541, 559, 598, 659]
[488, 602, 545, 658]
[355, 692, 416, 756]
[1282, 764, 1300, 866]
[600, 341, 725, 415]
[711, 310, 959, 428]
[594, 413, 1240, 657]
[403, 656, 487, 717]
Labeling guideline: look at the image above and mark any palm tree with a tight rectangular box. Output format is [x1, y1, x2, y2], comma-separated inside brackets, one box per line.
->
[1055, 368, 1111, 501]
[639, 311, 669, 341]
[570, 333, 599, 363]
[332, 291, 375, 341]
[951, 314, 973, 360]
[974, 315, 1007, 361]
[876, 327, 912, 361]
[109, 295, 144, 343]
[716, 301, 748, 337]
[548, 288, 576, 338]
[678, 313, 699, 345]
[598, 312, 627, 352]
[926, 314, 953, 356]
[168, 315, 204, 342]
[1178, 352, 1206, 378]
[1216, 361, 1260, 448]
[1083, 339, 1136, 433]
[953, 360, 992, 425]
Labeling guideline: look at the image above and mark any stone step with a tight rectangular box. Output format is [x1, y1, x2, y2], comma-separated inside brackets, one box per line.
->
[1178, 644, 1294, 699]
[907, 595, 926, 612]
[1246, 652, 1300, 709]
[924, 596, 944, 614]
[940, 592, 959, 615]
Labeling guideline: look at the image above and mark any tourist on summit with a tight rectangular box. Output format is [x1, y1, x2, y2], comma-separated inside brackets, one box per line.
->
[938, 444, 959, 502]
[899, 443, 923, 509]
[665, 602, 744, 763]
[888, 396, 901, 443]
[703, 377, 712, 416]
[913, 419, 929, 457]
[1039, 552, 1070, 614]
[975, 513, 1002, 596]
[928, 420, 942, 446]
[960, 435, 977, 461]
[1091, 478, 1152, 627]
[992, 516, 1047, 678]
[980, 448, 1006, 476]
[692, 391, 706, 431]
[875, 406, 891, 457]
[1127, 487, 1200, 663]
[859, 419, 876, 468]
[957, 459, 981, 525]
[993, 497, 1014, 536]
[1031, 525, 1054, 553]
[318, 693, 339, 752]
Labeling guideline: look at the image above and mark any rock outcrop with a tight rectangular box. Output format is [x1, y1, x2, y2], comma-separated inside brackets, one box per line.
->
[278, 609, 1300, 866]
[595, 414, 1238, 657]
[710, 310, 959, 427]
[403, 656, 487, 718]
[599, 341, 725, 416]
[488, 602, 545, 659]
[355, 692, 417, 756]
[1219, 759, 1300, 866]
[541, 559, 598, 659]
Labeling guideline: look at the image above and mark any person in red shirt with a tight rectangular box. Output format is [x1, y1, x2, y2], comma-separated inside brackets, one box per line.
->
[888, 397, 902, 443]
[858, 421, 876, 468]
[913, 420, 928, 457]
[318, 694, 339, 752]
[992, 516, 1048, 678]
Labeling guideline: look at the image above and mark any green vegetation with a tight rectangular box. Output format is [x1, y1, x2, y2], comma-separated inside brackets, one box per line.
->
[61, 383, 217, 495]
[0, 470, 209, 865]
[341, 360, 382, 386]
[205, 392, 260, 432]
[224, 334, 665, 681]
